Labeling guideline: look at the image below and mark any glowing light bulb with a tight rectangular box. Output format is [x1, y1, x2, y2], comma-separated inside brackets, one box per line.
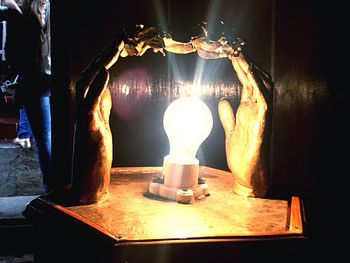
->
[163, 97, 213, 164]
[148, 97, 213, 203]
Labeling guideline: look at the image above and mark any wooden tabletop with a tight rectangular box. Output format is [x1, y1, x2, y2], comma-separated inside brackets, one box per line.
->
[33, 166, 304, 244]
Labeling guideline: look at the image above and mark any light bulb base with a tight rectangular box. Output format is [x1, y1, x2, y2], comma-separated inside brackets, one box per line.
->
[148, 155, 209, 204]
[163, 155, 199, 189]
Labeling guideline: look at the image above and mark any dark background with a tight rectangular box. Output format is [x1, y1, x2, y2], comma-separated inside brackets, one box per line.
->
[51, 0, 348, 259]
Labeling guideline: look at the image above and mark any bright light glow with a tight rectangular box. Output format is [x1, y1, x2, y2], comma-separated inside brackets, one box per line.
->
[163, 97, 213, 163]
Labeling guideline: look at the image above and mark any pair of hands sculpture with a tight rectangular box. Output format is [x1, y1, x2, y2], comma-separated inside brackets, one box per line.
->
[72, 24, 273, 205]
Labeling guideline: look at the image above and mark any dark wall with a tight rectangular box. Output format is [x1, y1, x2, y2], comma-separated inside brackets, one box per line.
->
[272, 0, 330, 197]
[272, 0, 348, 258]
[272, 0, 349, 201]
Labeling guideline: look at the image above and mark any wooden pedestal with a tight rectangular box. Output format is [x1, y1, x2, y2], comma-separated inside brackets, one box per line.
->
[23, 166, 306, 263]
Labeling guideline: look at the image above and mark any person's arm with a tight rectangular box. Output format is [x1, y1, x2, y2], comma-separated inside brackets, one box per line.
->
[0, 0, 22, 21]
[2, 0, 22, 13]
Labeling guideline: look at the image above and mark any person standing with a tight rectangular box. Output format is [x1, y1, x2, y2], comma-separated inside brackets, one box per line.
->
[1, 0, 52, 192]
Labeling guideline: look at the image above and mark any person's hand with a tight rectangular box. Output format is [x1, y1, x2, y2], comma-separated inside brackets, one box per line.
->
[218, 53, 273, 197]
[2, 0, 22, 14]
[71, 25, 165, 205]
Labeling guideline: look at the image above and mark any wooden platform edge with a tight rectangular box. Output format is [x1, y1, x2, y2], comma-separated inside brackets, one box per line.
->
[289, 196, 303, 234]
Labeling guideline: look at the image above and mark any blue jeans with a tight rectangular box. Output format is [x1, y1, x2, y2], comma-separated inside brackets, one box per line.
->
[23, 96, 52, 192]
[17, 107, 32, 139]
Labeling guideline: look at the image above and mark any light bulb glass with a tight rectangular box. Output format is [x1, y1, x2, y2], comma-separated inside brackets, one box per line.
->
[163, 97, 213, 164]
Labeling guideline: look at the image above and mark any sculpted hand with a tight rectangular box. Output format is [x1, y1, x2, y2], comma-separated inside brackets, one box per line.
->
[219, 53, 273, 197]
[71, 25, 165, 205]
[173, 23, 273, 198]
[71, 41, 120, 205]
